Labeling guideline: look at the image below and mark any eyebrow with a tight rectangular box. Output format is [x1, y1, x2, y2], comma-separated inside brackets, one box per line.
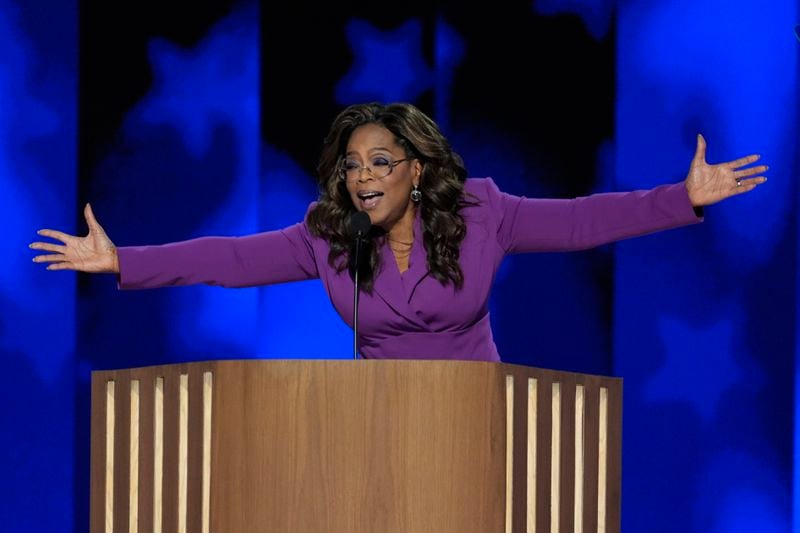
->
[345, 146, 396, 156]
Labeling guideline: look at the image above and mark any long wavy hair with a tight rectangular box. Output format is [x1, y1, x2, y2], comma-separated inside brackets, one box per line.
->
[307, 102, 474, 292]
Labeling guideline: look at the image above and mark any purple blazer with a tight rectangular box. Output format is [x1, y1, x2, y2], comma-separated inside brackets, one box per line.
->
[117, 177, 702, 361]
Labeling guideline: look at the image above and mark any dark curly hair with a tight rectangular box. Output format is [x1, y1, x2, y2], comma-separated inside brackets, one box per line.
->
[307, 102, 475, 292]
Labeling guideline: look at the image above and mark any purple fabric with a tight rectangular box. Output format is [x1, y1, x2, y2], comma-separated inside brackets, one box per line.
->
[117, 177, 702, 361]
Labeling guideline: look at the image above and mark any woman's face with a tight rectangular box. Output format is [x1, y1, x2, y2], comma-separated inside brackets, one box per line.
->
[343, 123, 420, 233]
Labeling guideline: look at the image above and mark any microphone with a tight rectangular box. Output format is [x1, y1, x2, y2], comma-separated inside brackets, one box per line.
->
[349, 211, 371, 359]
[351, 210, 372, 239]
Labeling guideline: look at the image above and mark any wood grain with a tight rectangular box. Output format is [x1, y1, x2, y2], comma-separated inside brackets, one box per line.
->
[89, 360, 621, 533]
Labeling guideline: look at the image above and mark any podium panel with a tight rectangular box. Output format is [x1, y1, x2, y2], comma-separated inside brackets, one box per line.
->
[90, 360, 621, 532]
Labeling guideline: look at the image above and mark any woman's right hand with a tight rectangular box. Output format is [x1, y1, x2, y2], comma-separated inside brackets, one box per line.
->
[30, 203, 120, 273]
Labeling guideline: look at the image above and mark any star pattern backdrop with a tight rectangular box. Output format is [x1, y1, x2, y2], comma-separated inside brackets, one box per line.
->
[615, 2, 796, 530]
[0, 0, 796, 531]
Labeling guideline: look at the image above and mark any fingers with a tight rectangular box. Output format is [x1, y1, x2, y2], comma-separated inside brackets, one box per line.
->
[725, 153, 761, 169]
[29, 242, 67, 254]
[36, 228, 75, 244]
[735, 176, 767, 190]
[693, 134, 707, 164]
[32, 252, 69, 266]
[732, 180, 760, 195]
[728, 176, 767, 198]
[31, 231, 73, 269]
[734, 164, 768, 179]
[44, 262, 76, 271]
[695, 135, 763, 172]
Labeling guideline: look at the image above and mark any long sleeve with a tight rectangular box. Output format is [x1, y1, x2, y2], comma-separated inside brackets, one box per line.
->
[117, 221, 319, 289]
[477, 177, 703, 254]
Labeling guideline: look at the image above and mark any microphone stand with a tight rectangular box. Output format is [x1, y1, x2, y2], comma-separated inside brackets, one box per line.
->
[353, 235, 362, 360]
[349, 210, 371, 360]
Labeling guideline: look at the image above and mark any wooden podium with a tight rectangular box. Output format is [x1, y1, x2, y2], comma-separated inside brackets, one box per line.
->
[90, 360, 621, 532]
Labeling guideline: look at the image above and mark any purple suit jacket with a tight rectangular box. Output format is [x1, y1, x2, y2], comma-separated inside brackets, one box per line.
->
[118, 177, 702, 361]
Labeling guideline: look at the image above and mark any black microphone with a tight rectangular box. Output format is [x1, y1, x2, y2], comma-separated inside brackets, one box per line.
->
[349, 211, 371, 359]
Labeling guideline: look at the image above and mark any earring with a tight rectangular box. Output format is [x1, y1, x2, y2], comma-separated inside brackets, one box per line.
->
[410, 185, 422, 203]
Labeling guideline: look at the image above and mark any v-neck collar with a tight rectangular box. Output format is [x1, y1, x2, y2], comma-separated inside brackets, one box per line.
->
[372, 209, 430, 327]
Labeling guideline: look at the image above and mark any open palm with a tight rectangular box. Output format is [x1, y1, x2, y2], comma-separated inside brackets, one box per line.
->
[685, 134, 768, 207]
[30, 203, 119, 273]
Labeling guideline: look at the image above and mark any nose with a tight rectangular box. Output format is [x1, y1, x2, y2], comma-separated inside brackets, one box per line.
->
[356, 167, 376, 182]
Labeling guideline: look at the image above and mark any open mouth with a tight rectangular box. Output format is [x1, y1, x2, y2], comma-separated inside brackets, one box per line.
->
[357, 190, 384, 210]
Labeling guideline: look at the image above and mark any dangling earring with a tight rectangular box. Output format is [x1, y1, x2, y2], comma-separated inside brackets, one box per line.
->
[410, 185, 422, 203]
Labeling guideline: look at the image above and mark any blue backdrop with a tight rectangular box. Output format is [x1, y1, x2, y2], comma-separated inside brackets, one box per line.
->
[1, 0, 796, 531]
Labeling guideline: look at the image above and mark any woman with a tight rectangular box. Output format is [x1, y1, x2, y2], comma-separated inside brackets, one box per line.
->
[30, 102, 767, 361]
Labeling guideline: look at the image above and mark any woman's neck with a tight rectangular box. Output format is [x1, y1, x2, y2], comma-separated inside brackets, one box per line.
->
[385, 206, 417, 244]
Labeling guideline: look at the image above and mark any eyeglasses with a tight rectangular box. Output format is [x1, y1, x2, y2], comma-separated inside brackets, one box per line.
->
[337, 157, 410, 182]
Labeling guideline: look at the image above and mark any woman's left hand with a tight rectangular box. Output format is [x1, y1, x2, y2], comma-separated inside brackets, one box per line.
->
[685, 134, 768, 207]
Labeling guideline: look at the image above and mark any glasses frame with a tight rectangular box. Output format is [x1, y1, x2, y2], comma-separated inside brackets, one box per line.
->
[337, 158, 411, 182]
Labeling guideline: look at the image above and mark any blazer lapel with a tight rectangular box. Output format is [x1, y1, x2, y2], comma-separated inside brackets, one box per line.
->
[402, 212, 430, 302]
[371, 242, 428, 328]
[371, 210, 429, 328]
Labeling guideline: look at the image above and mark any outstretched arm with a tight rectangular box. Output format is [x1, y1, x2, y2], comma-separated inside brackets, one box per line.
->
[115, 224, 319, 289]
[31, 203, 320, 289]
[483, 135, 767, 254]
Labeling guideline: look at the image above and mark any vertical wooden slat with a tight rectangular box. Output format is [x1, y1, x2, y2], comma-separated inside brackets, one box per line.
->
[202, 371, 213, 533]
[113, 375, 131, 533]
[536, 376, 553, 533]
[129, 380, 140, 533]
[598, 387, 608, 533]
[162, 370, 180, 533]
[505, 375, 514, 533]
[574, 384, 585, 533]
[178, 374, 189, 533]
[154, 376, 165, 533]
[105, 381, 115, 533]
[581, 382, 600, 533]
[527, 378, 538, 533]
[513, 371, 530, 533]
[605, 383, 623, 533]
[559, 378, 576, 533]
[551, 382, 561, 533]
[187, 371, 205, 533]
[138, 374, 155, 533]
